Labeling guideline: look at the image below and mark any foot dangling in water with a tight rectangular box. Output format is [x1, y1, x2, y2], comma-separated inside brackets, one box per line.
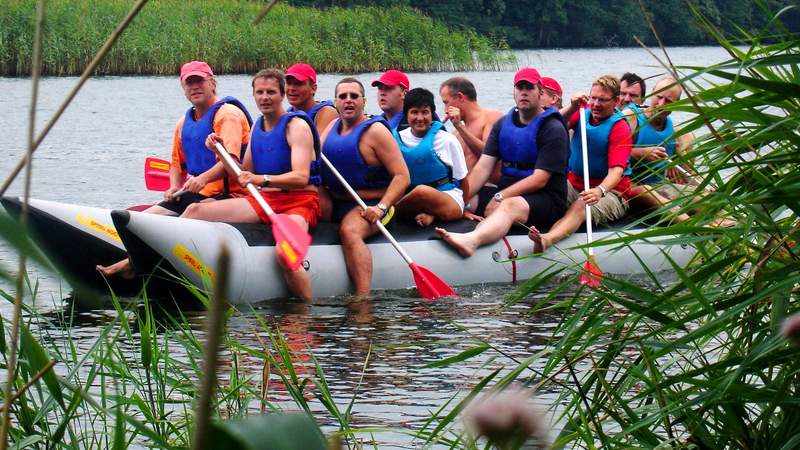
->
[434, 227, 478, 257]
[96, 258, 136, 280]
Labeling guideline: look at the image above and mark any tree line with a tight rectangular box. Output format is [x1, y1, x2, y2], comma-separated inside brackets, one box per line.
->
[287, 0, 800, 48]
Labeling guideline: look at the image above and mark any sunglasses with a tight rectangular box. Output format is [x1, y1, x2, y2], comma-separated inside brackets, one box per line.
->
[337, 93, 362, 100]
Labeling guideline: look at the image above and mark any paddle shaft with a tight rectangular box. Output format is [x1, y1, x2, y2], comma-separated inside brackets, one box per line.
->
[213, 142, 277, 216]
[319, 153, 414, 265]
[579, 107, 595, 257]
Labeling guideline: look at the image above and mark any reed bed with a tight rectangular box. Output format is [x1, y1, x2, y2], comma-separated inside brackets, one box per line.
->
[0, 0, 507, 76]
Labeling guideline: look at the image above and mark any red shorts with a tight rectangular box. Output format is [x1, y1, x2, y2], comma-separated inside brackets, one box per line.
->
[246, 190, 321, 227]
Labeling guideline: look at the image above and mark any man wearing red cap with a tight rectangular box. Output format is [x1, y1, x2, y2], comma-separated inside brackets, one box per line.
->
[97, 60, 252, 278]
[529, 74, 633, 253]
[371, 69, 409, 130]
[435, 67, 569, 257]
[286, 62, 338, 133]
[439, 77, 504, 187]
[541, 77, 563, 109]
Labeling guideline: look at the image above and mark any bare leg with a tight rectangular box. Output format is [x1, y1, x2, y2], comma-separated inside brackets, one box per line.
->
[435, 197, 529, 257]
[396, 186, 463, 226]
[180, 197, 260, 222]
[318, 188, 334, 222]
[339, 207, 379, 296]
[536, 199, 587, 250]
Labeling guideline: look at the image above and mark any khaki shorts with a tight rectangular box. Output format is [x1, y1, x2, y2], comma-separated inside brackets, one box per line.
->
[567, 184, 628, 226]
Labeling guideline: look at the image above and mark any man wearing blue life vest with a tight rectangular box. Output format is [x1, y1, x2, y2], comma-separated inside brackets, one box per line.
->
[435, 67, 569, 257]
[319, 77, 410, 296]
[625, 77, 698, 221]
[286, 62, 338, 134]
[183, 68, 322, 300]
[96, 60, 252, 278]
[529, 74, 634, 253]
[371, 69, 409, 130]
[393, 88, 469, 227]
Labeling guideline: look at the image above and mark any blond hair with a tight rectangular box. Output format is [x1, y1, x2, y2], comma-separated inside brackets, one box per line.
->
[592, 75, 621, 97]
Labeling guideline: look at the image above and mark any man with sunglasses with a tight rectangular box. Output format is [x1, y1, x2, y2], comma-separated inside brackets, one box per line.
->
[529, 74, 634, 253]
[319, 77, 410, 296]
[435, 68, 569, 257]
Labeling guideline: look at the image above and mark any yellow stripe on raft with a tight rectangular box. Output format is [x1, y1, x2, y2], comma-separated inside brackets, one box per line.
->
[76, 214, 121, 242]
[172, 243, 216, 281]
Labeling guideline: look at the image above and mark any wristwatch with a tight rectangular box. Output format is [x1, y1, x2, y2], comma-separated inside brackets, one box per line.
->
[261, 174, 271, 187]
[597, 185, 607, 197]
[376, 203, 389, 217]
[493, 192, 504, 203]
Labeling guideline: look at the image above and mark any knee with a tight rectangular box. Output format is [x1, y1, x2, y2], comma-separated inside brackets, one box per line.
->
[181, 203, 202, 218]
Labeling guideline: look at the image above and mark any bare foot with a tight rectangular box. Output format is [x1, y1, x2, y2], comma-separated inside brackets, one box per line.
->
[96, 258, 136, 280]
[434, 227, 477, 257]
[415, 213, 434, 227]
[527, 227, 550, 254]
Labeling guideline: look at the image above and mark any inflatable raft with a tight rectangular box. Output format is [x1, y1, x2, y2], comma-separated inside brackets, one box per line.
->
[2, 196, 696, 304]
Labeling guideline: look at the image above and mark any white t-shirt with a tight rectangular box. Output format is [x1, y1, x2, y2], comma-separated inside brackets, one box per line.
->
[398, 127, 468, 181]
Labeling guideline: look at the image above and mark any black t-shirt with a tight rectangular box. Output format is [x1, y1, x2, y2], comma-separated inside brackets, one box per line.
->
[483, 109, 569, 198]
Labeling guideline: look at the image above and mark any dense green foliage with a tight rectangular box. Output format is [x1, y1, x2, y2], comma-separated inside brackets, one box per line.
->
[290, 0, 800, 48]
[419, 4, 800, 449]
[0, 0, 506, 76]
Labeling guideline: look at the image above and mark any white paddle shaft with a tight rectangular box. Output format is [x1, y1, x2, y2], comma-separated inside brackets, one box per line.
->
[320, 153, 414, 265]
[579, 107, 595, 256]
[213, 142, 276, 216]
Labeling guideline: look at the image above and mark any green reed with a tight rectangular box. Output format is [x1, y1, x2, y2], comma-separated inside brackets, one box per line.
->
[411, 2, 800, 449]
[0, 0, 508, 76]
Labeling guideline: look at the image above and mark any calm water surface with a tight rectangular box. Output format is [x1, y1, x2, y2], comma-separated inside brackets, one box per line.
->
[0, 47, 728, 447]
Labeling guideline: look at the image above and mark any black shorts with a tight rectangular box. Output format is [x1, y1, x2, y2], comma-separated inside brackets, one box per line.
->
[156, 192, 229, 215]
[330, 198, 379, 223]
[476, 186, 565, 231]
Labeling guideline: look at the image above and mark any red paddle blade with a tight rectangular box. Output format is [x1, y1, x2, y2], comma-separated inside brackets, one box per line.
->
[271, 214, 312, 272]
[144, 157, 171, 191]
[579, 257, 603, 287]
[409, 262, 456, 299]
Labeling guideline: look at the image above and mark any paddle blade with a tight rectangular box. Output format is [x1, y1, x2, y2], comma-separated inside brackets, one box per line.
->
[144, 157, 171, 191]
[579, 257, 603, 287]
[271, 214, 312, 272]
[409, 262, 456, 299]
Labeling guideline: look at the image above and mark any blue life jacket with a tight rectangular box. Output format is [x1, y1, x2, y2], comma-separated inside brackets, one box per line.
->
[632, 110, 675, 185]
[321, 116, 390, 192]
[568, 109, 630, 179]
[498, 107, 560, 179]
[289, 99, 335, 124]
[383, 112, 404, 130]
[392, 121, 456, 191]
[250, 111, 322, 186]
[181, 96, 253, 176]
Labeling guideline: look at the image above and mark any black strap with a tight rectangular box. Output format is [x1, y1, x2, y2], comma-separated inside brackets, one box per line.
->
[502, 161, 536, 170]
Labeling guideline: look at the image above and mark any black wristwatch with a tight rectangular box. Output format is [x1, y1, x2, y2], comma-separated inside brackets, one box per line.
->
[261, 174, 271, 188]
[376, 203, 389, 217]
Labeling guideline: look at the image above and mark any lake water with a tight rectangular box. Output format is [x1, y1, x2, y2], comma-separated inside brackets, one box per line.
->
[0, 47, 730, 447]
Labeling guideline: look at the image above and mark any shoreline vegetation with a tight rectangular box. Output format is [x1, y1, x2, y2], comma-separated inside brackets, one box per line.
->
[0, 1, 799, 449]
[0, 0, 510, 77]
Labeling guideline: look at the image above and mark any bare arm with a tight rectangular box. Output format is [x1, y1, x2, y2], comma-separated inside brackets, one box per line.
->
[463, 154, 496, 199]
[366, 125, 410, 208]
[239, 117, 313, 190]
[560, 92, 587, 119]
[498, 169, 552, 198]
[314, 106, 339, 134]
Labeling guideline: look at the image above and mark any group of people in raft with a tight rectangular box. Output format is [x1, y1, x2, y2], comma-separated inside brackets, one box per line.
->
[97, 60, 705, 300]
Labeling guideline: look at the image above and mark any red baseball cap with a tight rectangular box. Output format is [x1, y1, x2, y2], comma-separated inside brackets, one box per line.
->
[180, 61, 214, 81]
[513, 67, 542, 86]
[371, 69, 409, 90]
[541, 76, 562, 96]
[286, 63, 317, 83]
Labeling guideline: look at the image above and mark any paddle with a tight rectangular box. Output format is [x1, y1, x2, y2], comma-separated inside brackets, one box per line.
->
[578, 106, 603, 287]
[319, 153, 456, 299]
[211, 142, 311, 272]
[144, 157, 172, 191]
